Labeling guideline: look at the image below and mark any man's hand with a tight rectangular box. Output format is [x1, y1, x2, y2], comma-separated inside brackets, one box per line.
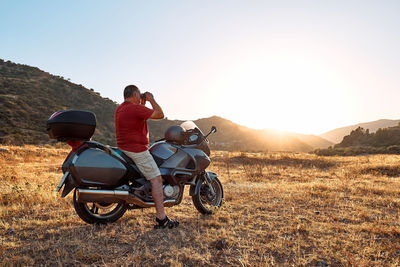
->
[140, 94, 147, 105]
[144, 92, 154, 102]
[144, 91, 164, 119]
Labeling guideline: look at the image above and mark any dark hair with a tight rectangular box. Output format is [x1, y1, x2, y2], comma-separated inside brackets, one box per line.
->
[124, 85, 139, 99]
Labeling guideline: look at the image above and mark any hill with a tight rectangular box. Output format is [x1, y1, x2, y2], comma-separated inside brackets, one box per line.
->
[320, 119, 400, 144]
[0, 59, 118, 145]
[316, 124, 400, 156]
[336, 125, 400, 148]
[0, 59, 332, 152]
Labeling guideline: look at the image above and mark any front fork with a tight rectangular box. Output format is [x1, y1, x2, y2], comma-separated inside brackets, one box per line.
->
[189, 171, 217, 197]
[203, 172, 216, 196]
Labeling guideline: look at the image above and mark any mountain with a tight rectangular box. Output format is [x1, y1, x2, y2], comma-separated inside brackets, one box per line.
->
[320, 119, 400, 144]
[197, 119, 332, 151]
[290, 132, 333, 149]
[0, 59, 332, 152]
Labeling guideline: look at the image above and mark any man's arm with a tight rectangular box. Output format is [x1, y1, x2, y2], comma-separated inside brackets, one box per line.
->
[145, 92, 164, 119]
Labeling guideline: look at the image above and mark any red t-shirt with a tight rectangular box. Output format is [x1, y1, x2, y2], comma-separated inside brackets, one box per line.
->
[115, 102, 154, 152]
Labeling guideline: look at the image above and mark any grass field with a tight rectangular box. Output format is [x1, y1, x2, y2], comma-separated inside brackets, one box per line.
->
[1, 145, 400, 266]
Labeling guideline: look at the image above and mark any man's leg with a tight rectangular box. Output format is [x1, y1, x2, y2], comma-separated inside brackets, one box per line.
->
[150, 175, 166, 220]
[150, 176, 179, 229]
[122, 149, 178, 228]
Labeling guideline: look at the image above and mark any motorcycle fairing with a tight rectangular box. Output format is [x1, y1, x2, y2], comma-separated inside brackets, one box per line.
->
[148, 141, 211, 185]
[156, 145, 210, 171]
[149, 142, 177, 160]
[159, 148, 192, 169]
[181, 147, 210, 171]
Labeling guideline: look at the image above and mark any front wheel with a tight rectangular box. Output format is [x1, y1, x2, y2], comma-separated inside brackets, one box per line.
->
[73, 189, 128, 224]
[192, 177, 223, 214]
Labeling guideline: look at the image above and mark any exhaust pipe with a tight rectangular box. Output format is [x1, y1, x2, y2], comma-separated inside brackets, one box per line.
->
[76, 189, 176, 207]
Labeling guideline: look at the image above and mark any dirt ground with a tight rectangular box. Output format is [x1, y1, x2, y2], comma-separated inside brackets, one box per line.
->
[1, 145, 400, 266]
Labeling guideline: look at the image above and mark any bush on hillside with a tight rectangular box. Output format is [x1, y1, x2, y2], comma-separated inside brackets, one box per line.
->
[315, 126, 400, 156]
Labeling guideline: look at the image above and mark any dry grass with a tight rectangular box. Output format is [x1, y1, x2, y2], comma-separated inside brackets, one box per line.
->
[1, 146, 400, 266]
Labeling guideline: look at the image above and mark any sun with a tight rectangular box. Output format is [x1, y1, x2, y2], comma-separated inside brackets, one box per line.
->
[208, 52, 355, 134]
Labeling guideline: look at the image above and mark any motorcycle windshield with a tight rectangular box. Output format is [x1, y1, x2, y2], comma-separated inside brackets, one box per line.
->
[180, 121, 204, 135]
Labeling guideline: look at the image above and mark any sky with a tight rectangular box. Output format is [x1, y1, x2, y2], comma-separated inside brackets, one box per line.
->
[1, 1, 399, 134]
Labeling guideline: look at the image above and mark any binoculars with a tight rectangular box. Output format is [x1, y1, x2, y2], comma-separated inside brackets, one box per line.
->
[140, 93, 146, 100]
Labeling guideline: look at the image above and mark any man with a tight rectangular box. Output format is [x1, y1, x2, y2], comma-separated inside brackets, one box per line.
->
[115, 85, 178, 229]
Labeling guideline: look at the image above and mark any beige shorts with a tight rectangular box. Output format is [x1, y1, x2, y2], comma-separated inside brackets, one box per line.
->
[122, 149, 161, 180]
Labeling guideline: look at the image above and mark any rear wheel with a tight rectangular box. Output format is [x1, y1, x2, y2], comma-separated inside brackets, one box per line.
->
[73, 189, 128, 224]
[192, 177, 223, 214]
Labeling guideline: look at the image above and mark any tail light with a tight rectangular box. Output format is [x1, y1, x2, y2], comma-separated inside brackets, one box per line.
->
[67, 141, 83, 152]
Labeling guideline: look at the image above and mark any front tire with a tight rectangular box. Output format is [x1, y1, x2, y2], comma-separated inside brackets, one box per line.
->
[73, 189, 128, 224]
[192, 177, 223, 214]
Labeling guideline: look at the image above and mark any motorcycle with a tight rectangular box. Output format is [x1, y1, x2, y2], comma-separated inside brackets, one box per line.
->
[46, 110, 223, 224]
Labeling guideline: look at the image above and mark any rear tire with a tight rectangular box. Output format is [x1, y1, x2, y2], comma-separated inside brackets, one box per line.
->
[73, 189, 128, 224]
[192, 177, 223, 214]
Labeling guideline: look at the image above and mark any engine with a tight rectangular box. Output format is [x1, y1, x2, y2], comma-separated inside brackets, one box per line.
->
[163, 185, 180, 199]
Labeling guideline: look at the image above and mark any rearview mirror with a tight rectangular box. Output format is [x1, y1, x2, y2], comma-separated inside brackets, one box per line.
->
[205, 126, 217, 139]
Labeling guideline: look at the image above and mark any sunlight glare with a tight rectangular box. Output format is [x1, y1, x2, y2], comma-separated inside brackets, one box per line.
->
[210, 52, 355, 134]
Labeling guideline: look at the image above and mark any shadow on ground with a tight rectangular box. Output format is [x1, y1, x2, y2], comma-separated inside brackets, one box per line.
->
[360, 166, 400, 177]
